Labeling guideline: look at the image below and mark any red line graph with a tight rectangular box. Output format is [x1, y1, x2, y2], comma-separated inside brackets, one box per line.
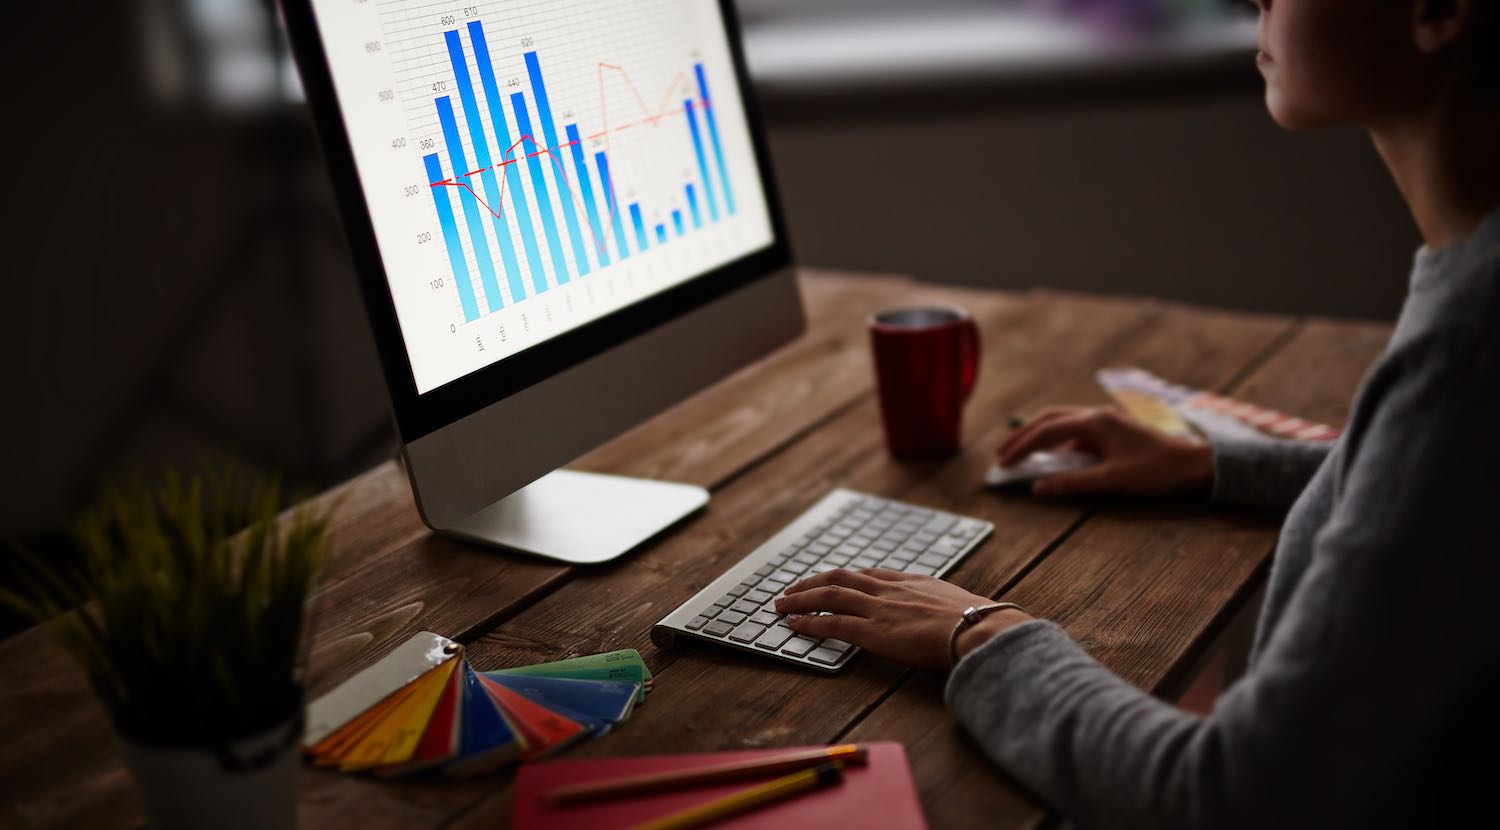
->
[428, 59, 706, 270]
[433, 133, 612, 260]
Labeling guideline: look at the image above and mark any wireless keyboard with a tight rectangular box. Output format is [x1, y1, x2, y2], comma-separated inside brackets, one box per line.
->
[651, 489, 993, 672]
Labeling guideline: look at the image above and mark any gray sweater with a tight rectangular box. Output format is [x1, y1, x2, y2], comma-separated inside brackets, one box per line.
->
[946, 209, 1500, 829]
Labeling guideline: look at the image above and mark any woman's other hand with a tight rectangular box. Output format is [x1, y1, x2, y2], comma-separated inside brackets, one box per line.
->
[775, 568, 1033, 670]
[997, 406, 1215, 498]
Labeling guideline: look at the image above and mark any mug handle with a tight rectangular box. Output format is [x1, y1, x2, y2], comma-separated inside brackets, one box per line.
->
[960, 318, 981, 400]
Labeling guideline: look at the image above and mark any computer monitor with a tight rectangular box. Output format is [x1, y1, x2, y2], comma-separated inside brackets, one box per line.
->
[281, 0, 802, 562]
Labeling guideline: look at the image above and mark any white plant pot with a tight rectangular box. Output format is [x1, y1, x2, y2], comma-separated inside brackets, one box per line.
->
[116, 715, 302, 830]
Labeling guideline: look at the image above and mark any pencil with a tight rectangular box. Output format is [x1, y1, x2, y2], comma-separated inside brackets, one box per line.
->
[543, 744, 867, 805]
[628, 762, 845, 830]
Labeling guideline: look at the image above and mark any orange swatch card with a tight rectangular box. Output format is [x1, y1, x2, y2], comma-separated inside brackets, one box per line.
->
[308, 680, 424, 765]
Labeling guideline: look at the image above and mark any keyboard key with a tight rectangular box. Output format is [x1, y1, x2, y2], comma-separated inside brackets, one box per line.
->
[714, 594, 736, 607]
[717, 610, 749, 626]
[783, 561, 809, 575]
[781, 636, 818, 657]
[809, 563, 837, 575]
[686, 616, 710, 630]
[754, 626, 795, 650]
[834, 543, 865, 557]
[923, 516, 957, 534]
[904, 563, 936, 576]
[917, 552, 948, 568]
[729, 621, 767, 643]
[851, 556, 880, 569]
[887, 550, 916, 564]
[750, 610, 780, 626]
[825, 553, 852, 566]
[745, 589, 774, 604]
[870, 539, 898, 552]
[807, 647, 847, 666]
[704, 621, 734, 637]
[930, 538, 965, 557]
[772, 570, 799, 585]
[806, 542, 833, 556]
[727, 583, 752, 597]
[760, 578, 788, 593]
[754, 565, 774, 577]
[793, 552, 819, 565]
[819, 638, 854, 654]
[730, 599, 759, 615]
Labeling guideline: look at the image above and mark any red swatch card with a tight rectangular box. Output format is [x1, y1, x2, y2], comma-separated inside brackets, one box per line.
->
[477, 673, 589, 759]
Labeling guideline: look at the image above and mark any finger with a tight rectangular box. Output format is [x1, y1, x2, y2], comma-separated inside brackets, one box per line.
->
[1032, 464, 1121, 498]
[997, 412, 1106, 466]
[784, 567, 889, 596]
[996, 406, 1083, 457]
[775, 584, 878, 617]
[784, 612, 876, 644]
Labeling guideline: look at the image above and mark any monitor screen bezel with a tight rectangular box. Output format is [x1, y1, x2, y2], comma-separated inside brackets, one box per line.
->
[279, 0, 794, 443]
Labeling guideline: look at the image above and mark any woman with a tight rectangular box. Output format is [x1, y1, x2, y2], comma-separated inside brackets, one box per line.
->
[776, 1, 1500, 826]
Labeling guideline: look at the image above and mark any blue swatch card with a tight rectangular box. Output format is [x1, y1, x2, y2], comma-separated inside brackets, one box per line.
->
[450, 663, 524, 775]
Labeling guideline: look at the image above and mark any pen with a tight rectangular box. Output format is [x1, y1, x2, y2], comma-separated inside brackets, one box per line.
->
[628, 761, 845, 830]
[543, 743, 867, 805]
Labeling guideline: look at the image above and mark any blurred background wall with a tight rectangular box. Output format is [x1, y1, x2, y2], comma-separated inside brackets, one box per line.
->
[1, 0, 1416, 556]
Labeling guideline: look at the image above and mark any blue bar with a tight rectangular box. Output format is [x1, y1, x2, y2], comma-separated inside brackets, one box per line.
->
[629, 203, 648, 251]
[444, 30, 523, 306]
[467, 21, 549, 295]
[655, 223, 667, 244]
[566, 124, 609, 267]
[672, 210, 684, 237]
[695, 63, 736, 215]
[685, 184, 702, 229]
[511, 92, 570, 285]
[423, 153, 479, 321]
[524, 52, 591, 277]
[683, 99, 719, 223]
[435, 96, 502, 312]
[595, 151, 630, 260]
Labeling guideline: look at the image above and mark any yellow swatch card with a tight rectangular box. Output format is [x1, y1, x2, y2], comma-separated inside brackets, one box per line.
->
[340, 659, 459, 772]
[379, 657, 462, 766]
[309, 681, 423, 766]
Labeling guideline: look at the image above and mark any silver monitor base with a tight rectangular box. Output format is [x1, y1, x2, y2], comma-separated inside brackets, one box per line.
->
[440, 469, 708, 564]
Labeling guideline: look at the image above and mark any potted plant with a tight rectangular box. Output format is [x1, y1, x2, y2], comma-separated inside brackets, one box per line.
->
[1, 471, 328, 830]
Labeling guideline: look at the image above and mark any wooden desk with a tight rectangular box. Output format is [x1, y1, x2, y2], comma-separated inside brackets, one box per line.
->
[0, 270, 1390, 829]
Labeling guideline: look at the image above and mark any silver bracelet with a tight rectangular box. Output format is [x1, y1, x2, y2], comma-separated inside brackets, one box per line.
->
[948, 602, 1029, 668]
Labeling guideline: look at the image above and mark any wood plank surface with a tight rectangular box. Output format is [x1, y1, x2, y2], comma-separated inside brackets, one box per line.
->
[844, 316, 1390, 828]
[0, 270, 921, 829]
[434, 300, 1296, 829]
[0, 270, 1394, 830]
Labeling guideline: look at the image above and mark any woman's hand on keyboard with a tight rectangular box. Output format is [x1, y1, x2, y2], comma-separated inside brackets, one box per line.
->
[776, 568, 1033, 670]
[998, 405, 1214, 498]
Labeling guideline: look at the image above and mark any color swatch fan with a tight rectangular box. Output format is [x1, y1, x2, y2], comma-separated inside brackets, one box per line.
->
[303, 632, 653, 777]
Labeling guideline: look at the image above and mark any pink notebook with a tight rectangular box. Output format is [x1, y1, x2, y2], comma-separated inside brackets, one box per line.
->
[512, 741, 926, 829]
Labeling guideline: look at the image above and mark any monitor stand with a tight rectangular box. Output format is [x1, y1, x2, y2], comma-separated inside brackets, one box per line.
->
[441, 469, 708, 564]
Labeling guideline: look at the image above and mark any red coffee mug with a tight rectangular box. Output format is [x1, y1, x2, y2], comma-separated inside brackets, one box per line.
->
[869, 306, 981, 458]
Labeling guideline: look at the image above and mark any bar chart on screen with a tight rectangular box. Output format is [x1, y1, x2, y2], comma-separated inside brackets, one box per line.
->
[312, 0, 773, 392]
